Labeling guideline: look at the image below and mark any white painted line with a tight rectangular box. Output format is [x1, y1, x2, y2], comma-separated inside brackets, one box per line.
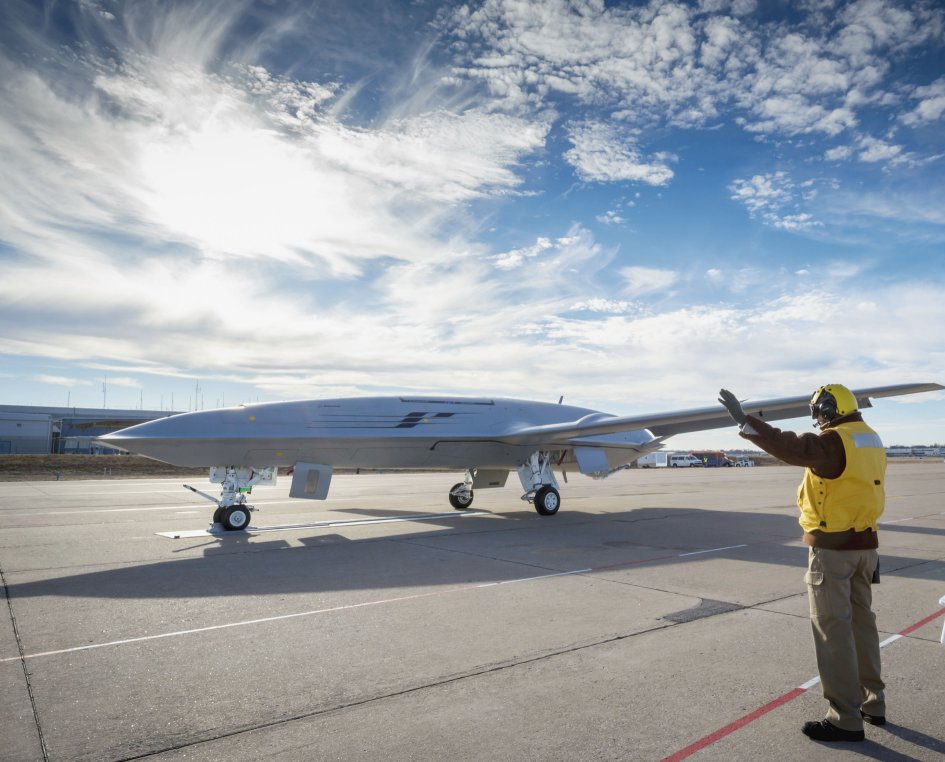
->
[0, 589, 455, 664]
[156, 511, 491, 538]
[15, 499, 316, 517]
[1, 562, 584, 663]
[6, 552, 941, 668]
[797, 632, 911, 699]
[19, 504, 220, 516]
[158, 527, 226, 538]
[678, 544, 748, 557]
[33, 482, 198, 490]
[478, 569, 594, 588]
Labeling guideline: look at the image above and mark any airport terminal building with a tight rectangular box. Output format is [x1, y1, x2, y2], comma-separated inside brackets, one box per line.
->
[0, 405, 176, 455]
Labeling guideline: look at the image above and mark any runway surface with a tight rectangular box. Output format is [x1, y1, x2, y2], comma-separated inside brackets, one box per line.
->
[2, 464, 944, 761]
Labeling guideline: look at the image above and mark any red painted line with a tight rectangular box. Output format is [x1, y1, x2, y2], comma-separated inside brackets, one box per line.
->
[661, 603, 945, 761]
[661, 689, 805, 762]
[898, 606, 945, 636]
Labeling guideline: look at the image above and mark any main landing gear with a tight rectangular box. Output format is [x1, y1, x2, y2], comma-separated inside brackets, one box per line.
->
[449, 474, 475, 510]
[531, 484, 561, 515]
[448, 452, 562, 516]
[519, 451, 561, 515]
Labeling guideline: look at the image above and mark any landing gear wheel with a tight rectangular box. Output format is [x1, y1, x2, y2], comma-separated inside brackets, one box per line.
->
[534, 486, 560, 516]
[448, 483, 474, 510]
[221, 505, 251, 531]
[212, 507, 224, 524]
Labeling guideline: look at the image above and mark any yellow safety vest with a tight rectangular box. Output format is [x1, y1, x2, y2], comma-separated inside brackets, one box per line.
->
[796, 421, 886, 533]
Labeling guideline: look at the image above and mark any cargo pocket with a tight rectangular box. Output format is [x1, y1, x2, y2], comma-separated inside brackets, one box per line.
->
[805, 570, 826, 618]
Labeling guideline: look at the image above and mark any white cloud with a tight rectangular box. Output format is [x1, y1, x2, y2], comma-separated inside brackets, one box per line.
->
[901, 76, 945, 126]
[0, 6, 550, 284]
[492, 237, 554, 270]
[564, 121, 675, 185]
[743, 96, 857, 137]
[596, 210, 626, 225]
[1, 0, 943, 423]
[729, 172, 823, 230]
[772, 213, 821, 231]
[568, 298, 636, 314]
[825, 145, 854, 161]
[729, 172, 793, 214]
[34, 375, 93, 387]
[856, 134, 905, 163]
[516, 278, 945, 410]
[445, 0, 722, 127]
[619, 266, 679, 297]
[818, 188, 945, 227]
[445, 0, 944, 156]
[835, 0, 941, 63]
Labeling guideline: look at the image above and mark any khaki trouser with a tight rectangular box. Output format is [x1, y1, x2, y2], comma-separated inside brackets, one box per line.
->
[805, 546, 885, 731]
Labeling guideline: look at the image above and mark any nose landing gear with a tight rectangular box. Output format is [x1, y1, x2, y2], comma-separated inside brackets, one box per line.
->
[186, 466, 275, 531]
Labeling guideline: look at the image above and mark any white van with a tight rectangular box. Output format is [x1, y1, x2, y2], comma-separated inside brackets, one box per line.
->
[669, 454, 702, 468]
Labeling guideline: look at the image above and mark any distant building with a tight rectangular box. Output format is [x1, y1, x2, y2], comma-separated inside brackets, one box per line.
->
[886, 446, 945, 458]
[0, 405, 178, 455]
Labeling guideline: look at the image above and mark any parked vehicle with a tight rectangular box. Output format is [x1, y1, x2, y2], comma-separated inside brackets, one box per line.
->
[735, 457, 754, 467]
[637, 452, 669, 468]
[691, 450, 734, 467]
[669, 453, 703, 468]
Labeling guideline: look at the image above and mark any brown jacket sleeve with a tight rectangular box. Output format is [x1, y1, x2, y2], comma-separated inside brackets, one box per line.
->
[738, 414, 846, 479]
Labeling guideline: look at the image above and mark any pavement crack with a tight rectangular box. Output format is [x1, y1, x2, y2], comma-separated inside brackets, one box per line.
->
[0, 559, 49, 762]
[114, 620, 681, 761]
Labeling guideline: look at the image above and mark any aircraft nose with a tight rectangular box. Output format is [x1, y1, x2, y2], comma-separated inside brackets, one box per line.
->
[98, 409, 231, 459]
[103, 411, 211, 443]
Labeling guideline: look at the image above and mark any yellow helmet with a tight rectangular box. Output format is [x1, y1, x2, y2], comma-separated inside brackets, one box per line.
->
[810, 384, 858, 423]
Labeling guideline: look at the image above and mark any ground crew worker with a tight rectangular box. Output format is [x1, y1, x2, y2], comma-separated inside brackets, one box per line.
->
[718, 385, 886, 743]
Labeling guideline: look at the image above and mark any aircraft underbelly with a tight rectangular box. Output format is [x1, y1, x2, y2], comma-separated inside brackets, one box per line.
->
[109, 436, 536, 470]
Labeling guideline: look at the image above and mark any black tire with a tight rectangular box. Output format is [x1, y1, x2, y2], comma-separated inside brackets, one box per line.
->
[448, 483, 474, 510]
[534, 486, 560, 516]
[212, 507, 224, 524]
[221, 505, 251, 531]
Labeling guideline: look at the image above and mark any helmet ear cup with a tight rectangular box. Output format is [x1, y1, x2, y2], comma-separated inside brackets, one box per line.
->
[811, 388, 838, 422]
[811, 384, 858, 423]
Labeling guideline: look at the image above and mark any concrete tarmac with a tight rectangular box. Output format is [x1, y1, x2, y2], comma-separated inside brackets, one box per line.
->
[1, 464, 943, 761]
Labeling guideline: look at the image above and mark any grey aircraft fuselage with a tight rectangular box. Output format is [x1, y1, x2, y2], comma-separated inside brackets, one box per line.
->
[99, 383, 943, 528]
[100, 395, 654, 471]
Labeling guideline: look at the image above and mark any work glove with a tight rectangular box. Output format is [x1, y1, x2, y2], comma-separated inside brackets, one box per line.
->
[718, 389, 746, 426]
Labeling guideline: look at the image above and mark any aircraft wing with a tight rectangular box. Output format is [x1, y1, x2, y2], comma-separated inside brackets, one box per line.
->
[495, 382, 944, 446]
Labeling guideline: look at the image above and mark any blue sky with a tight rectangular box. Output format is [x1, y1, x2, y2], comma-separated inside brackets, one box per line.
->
[1, 0, 943, 449]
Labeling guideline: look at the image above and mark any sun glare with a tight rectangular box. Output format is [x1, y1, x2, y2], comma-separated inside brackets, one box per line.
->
[138, 113, 341, 263]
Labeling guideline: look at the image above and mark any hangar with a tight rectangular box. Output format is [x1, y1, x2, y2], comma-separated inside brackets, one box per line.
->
[0, 405, 176, 455]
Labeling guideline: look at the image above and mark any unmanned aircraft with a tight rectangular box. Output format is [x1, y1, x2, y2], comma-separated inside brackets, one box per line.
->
[99, 383, 942, 530]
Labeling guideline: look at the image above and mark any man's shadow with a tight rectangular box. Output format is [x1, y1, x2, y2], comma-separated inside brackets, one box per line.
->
[842, 723, 945, 761]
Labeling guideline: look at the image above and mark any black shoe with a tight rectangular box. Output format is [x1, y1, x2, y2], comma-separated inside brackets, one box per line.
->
[801, 720, 864, 742]
[861, 710, 886, 726]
